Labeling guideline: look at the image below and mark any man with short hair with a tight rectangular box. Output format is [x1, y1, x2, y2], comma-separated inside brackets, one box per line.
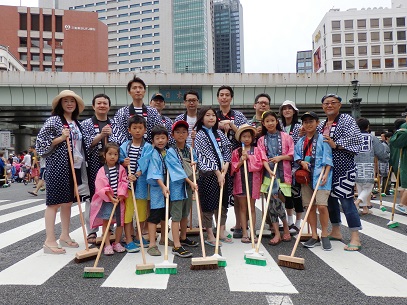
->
[318, 93, 363, 251]
[111, 76, 161, 144]
[174, 90, 200, 146]
[249, 93, 271, 139]
[149, 93, 174, 145]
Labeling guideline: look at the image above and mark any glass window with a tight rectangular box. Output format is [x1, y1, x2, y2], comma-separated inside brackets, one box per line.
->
[344, 20, 353, 29]
[371, 45, 380, 55]
[333, 60, 342, 70]
[383, 18, 392, 27]
[372, 58, 381, 68]
[371, 32, 380, 42]
[332, 34, 341, 43]
[56, 15, 62, 32]
[19, 37, 28, 47]
[43, 54, 52, 61]
[345, 47, 354, 56]
[384, 31, 393, 41]
[358, 46, 367, 56]
[398, 44, 407, 54]
[397, 17, 406, 27]
[398, 58, 407, 67]
[358, 32, 367, 42]
[345, 33, 354, 43]
[370, 18, 379, 28]
[43, 15, 52, 31]
[359, 59, 368, 69]
[385, 58, 394, 68]
[357, 19, 366, 29]
[397, 31, 406, 40]
[297, 62, 305, 67]
[31, 14, 39, 31]
[19, 53, 27, 61]
[20, 13, 27, 30]
[384, 45, 393, 54]
[346, 60, 355, 70]
[332, 47, 341, 57]
[332, 20, 340, 30]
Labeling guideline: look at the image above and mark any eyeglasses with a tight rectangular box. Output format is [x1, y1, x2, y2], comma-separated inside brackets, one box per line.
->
[255, 101, 270, 106]
[322, 101, 341, 106]
[185, 99, 198, 103]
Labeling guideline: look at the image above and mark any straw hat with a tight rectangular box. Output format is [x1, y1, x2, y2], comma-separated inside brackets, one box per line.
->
[235, 123, 257, 141]
[52, 90, 85, 113]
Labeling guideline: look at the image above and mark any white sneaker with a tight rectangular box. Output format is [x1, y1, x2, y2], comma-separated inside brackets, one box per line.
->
[395, 204, 407, 214]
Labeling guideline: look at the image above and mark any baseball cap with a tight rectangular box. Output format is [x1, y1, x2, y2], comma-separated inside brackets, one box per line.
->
[301, 111, 319, 121]
[151, 93, 165, 101]
[172, 120, 189, 132]
[321, 94, 342, 103]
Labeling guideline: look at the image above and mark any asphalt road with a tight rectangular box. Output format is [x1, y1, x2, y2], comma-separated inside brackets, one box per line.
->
[0, 182, 407, 305]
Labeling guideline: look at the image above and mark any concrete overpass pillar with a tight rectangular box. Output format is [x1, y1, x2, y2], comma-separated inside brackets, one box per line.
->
[13, 128, 34, 154]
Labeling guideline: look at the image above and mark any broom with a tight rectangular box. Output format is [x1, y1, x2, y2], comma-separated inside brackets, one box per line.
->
[66, 138, 99, 262]
[190, 147, 218, 270]
[128, 166, 155, 275]
[83, 196, 120, 278]
[374, 158, 383, 211]
[155, 171, 178, 274]
[278, 166, 325, 270]
[245, 163, 278, 266]
[383, 166, 393, 198]
[388, 149, 402, 229]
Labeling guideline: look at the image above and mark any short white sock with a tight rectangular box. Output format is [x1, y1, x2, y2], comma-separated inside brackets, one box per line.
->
[295, 220, 301, 228]
[287, 215, 294, 226]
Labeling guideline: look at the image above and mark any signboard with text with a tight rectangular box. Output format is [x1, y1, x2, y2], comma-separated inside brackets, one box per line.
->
[0, 131, 11, 148]
[158, 89, 202, 103]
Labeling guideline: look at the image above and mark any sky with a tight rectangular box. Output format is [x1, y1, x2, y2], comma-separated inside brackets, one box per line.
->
[0, 0, 392, 73]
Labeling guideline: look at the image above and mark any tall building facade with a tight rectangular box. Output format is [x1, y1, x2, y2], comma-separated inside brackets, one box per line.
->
[40, 0, 214, 73]
[312, 2, 407, 73]
[0, 45, 25, 71]
[296, 50, 312, 73]
[213, 0, 244, 73]
[0, 5, 107, 72]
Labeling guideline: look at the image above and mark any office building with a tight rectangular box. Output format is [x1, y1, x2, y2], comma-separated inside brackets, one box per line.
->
[0, 45, 25, 71]
[296, 50, 312, 73]
[41, 0, 214, 73]
[312, 1, 407, 72]
[0, 5, 108, 72]
[213, 0, 244, 73]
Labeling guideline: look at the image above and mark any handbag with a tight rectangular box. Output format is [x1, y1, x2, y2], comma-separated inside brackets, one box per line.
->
[295, 169, 311, 184]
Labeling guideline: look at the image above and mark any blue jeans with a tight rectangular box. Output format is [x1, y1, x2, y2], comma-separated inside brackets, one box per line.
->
[327, 196, 362, 231]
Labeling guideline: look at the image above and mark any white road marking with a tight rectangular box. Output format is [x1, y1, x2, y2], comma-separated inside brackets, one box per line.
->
[266, 295, 294, 305]
[0, 199, 43, 211]
[0, 204, 45, 224]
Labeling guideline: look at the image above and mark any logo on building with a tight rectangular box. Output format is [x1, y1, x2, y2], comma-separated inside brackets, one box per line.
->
[314, 30, 321, 43]
[64, 25, 96, 31]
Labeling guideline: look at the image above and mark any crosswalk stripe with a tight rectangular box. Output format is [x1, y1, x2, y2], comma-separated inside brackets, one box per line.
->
[223, 208, 298, 293]
[0, 228, 84, 285]
[102, 241, 175, 289]
[0, 199, 43, 212]
[0, 203, 83, 250]
[0, 203, 45, 224]
[0, 200, 10, 203]
[369, 207, 407, 226]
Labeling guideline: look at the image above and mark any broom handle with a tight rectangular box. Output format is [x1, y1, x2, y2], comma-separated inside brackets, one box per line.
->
[384, 166, 392, 195]
[128, 165, 147, 265]
[214, 180, 224, 255]
[190, 146, 207, 258]
[66, 137, 89, 251]
[390, 149, 402, 221]
[164, 171, 170, 261]
[255, 163, 278, 253]
[375, 157, 382, 206]
[289, 166, 325, 257]
[93, 198, 118, 268]
[242, 147, 255, 249]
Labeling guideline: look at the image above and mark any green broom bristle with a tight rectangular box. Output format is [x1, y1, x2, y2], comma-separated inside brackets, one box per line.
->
[380, 206, 387, 211]
[135, 269, 154, 275]
[245, 257, 267, 266]
[83, 272, 104, 278]
[155, 267, 177, 274]
[218, 260, 227, 267]
[388, 222, 399, 228]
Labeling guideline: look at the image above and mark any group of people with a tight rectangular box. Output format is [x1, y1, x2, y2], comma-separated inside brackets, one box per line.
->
[34, 75, 407, 257]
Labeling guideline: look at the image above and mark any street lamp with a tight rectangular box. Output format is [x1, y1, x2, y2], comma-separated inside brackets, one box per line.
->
[349, 79, 362, 119]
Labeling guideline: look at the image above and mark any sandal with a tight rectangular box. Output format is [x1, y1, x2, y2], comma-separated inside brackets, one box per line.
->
[87, 233, 97, 244]
[104, 245, 114, 256]
[219, 237, 234, 244]
[59, 239, 79, 248]
[268, 236, 281, 246]
[282, 233, 292, 242]
[241, 236, 251, 243]
[204, 240, 221, 247]
[43, 244, 66, 254]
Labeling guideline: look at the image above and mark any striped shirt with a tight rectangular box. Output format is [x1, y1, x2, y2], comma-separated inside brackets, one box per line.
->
[129, 144, 141, 174]
[108, 166, 118, 196]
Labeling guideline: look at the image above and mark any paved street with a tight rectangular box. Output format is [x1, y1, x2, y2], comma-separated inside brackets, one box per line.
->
[1, 182, 407, 305]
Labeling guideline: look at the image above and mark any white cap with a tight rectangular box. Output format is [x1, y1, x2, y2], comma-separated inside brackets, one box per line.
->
[279, 100, 298, 114]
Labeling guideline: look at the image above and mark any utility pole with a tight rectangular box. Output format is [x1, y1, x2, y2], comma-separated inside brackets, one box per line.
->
[349, 79, 362, 119]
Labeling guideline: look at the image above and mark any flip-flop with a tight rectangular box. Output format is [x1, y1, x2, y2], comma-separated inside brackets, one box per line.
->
[268, 238, 281, 246]
[327, 235, 342, 241]
[344, 243, 362, 251]
[204, 240, 221, 247]
[241, 237, 251, 244]
[28, 191, 38, 196]
[219, 237, 234, 244]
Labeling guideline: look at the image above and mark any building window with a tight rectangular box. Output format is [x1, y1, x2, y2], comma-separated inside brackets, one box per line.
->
[43, 15, 52, 31]
[385, 58, 394, 68]
[383, 18, 392, 28]
[371, 32, 380, 42]
[384, 45, 393, 54]
[358, 32, 367, 42]
[358, 46, 367, 56]
[359, 59, 368, 69]
[371, 45, 380, 55]
[384, 31, 393, 41]
[19, 53, 27, 61]
[370, 18, 379, 28]
[31, 14, 40, 31]
[397, 31, 406, 40]
[19, 37, 28, 47]
[332, 47, 341, 57]
[344, 20, 353, 30]
[398, 44, 407, 54]
[397, 17, 406, 27]
[332, 34, 341, 44]
[19, 13, 27, 30]
[345, 33, 354, 43]
[398, 58, 407, 67]
[345, 47, 354, 56]
[346, 60, 355, 70]
[43, 54, 52, 61]
[357, 19, 366, 29]
[333, 60, 342, 70]
[372, 58, 381, 69]
[331, 20, 340, 30]
[56, 15, 63, 32]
